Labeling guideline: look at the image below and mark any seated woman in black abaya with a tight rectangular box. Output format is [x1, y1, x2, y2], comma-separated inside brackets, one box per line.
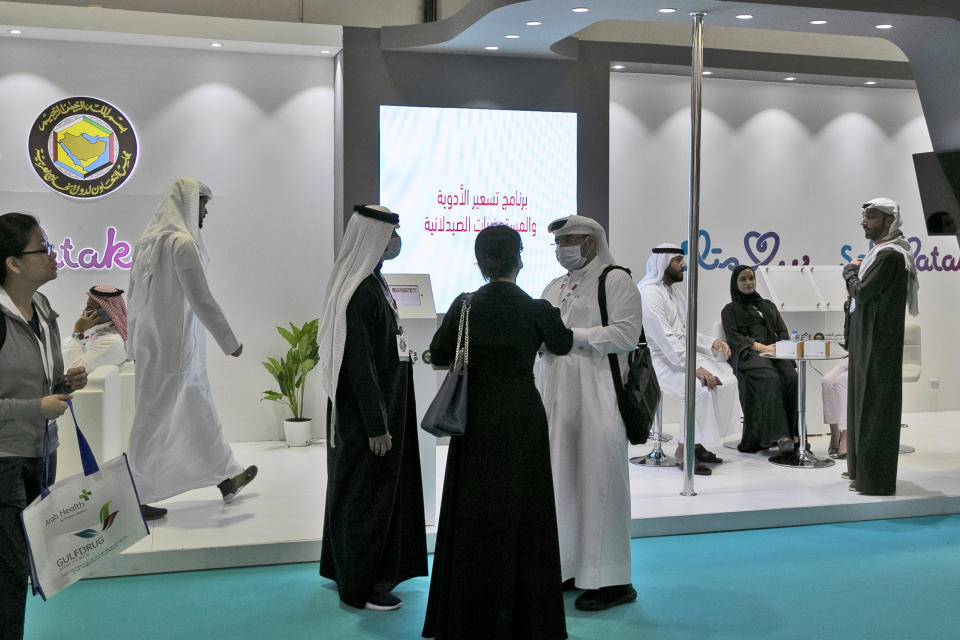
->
[721, 265, 799, 454]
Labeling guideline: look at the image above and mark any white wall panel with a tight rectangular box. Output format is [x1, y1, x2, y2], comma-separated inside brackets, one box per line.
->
[609, 73, 949, 416]
[0, 37, 335, 441]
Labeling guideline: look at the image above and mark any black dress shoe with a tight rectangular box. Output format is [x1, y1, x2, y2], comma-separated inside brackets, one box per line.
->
[140, 504, 167, 521]
[562, 578, 577, 591]
[694, 444, 723, 464]
[574, 584, 638, 611]
[678, 461, 712, 476]
[777, 437, 796, 456]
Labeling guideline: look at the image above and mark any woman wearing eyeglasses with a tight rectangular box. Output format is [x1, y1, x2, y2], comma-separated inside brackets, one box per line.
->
[0, 212, 87, 639]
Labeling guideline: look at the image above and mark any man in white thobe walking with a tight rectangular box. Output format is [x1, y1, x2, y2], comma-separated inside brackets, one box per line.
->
[638, 243, 740, 475]
[127, 178, 257, 520]
[538, 215, 642, 612]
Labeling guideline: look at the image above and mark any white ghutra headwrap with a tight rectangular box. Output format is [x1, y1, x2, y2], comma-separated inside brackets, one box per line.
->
[317, 205, 400, 418]
[857, 197, 919, 317]
[638, 242, 684, 292]
[127, 178, 212, 352]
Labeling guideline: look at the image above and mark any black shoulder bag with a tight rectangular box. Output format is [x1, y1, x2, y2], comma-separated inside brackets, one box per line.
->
[420, 293, 473, 437]
[598, 265, 661, 445]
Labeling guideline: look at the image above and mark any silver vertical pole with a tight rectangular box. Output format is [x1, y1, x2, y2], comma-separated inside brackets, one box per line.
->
[682, 11, 706, 497]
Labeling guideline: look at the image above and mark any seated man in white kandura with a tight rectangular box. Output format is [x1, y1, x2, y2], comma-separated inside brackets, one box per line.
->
[638, 243, 741, 476]
[61, 285, 128, 372]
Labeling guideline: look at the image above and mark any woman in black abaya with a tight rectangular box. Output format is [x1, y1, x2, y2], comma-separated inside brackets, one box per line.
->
[721, 265, 798, 453]
[422, 225, 573, 640]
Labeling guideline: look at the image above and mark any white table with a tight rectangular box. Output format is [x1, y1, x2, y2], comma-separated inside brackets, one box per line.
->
[764, 351, 846, 469]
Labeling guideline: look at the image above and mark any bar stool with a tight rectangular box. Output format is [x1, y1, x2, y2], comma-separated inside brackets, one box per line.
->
[899, 323, 922, 455]
[630, 402, 678, 468]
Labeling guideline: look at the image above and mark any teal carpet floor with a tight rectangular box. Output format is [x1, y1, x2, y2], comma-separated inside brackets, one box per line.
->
[26, 514, 960, 639]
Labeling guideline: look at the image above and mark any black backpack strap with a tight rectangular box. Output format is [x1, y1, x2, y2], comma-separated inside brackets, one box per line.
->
[598, 265, 638, 395]
[599, 265, 647, 343]
[0, 313, 6, 351]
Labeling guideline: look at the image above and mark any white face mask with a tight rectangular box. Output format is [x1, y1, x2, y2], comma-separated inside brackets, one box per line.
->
[555, 244, 587, 271]
[382, 235, 401, 261]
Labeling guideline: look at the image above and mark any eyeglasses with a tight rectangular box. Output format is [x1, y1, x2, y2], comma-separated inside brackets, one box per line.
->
[20, 242, 55, 256]
[552, 235, 591, 248]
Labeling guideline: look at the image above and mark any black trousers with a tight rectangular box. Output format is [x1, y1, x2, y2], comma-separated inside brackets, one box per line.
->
[0, 453, 56, 640]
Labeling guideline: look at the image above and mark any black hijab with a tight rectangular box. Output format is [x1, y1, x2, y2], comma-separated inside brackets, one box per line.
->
[730, 265, 763, 306]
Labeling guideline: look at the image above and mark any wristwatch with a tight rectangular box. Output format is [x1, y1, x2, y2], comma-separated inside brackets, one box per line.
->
[73, 332, 84, 340]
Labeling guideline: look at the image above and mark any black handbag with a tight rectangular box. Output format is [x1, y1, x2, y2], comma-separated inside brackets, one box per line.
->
[598, 266, 661, 445]
[421, 293, 473, 437]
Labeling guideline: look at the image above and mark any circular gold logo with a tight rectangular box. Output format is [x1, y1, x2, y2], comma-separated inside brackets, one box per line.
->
[28, 97, 138, 199]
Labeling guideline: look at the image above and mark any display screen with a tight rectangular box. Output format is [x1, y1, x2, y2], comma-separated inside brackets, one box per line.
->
[389, 284, 422, 307]
[380, 105, 577, 312]
[914, 149, 960, 236]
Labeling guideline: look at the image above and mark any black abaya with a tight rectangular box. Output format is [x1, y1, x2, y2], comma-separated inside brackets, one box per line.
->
[844, 250, 908, 495]
[320, 273, 428, 608]
[721, 297, 798, 450]
[422, 281, 573, 640]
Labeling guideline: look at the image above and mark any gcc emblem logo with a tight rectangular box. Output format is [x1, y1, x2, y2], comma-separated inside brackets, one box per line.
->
[28, 97, 138, 199]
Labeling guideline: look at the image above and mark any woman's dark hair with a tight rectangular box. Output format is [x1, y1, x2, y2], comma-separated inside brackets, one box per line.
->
[0, 212, 39, 285]
[475, 224, 522, 280]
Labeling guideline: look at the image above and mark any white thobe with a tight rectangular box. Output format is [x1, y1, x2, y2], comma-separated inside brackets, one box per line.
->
[127, 234, 242, 503]
[822, 357, 849, 431]
[538, 258, 643, 589]
[640, 282, 740, 444]
[61, 323, 126, 372]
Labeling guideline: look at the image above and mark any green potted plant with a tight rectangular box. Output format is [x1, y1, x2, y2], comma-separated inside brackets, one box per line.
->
[261, 319, 319, 447]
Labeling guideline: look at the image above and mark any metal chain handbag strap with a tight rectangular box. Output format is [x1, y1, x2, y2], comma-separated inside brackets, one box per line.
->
[454, 293, 473, 369]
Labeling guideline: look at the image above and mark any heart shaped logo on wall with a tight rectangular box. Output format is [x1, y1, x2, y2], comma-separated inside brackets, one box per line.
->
[743, 231, 780, 266]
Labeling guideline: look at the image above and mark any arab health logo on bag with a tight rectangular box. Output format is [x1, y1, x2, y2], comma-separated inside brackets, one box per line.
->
[23, 450, 148, 599]
[42, 488, 119, 567]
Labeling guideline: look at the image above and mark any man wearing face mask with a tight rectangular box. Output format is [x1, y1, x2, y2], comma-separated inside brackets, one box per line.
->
[638, 243, 739, 476]
[317, 204, 427, 611]
[61, 285, 128, 372]
[538, 215, 643, 612]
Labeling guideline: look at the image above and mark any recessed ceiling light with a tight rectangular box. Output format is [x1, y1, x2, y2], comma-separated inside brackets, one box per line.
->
[809, 20, 828, 25]
[612, 64, 625, 70]
[571, 7, 589, 14]
[484, 46, 499, 51]
[875, 24, 893, 30]
[784, 77, 797, 81]
[210, 42, 222, 48]
[9, 29, 22, 34]
[736, 14, 754, 20]
[321, 49, 331, 54]
[658, 8, 677, 13]
[702, 70, 713, 75]
[864, 81, 878, 85]
[505, 34, 520, 39]
[525, 21, 542, 26]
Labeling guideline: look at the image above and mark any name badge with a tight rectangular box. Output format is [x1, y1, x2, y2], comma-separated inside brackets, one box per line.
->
[397, 329, 411, 361]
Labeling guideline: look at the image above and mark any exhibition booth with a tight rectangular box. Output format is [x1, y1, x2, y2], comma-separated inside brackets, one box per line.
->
[2, 1, 959, 577]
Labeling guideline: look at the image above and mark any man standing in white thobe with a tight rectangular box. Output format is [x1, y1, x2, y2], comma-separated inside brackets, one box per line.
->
[638, 243, 740, 476]
[538, 215, 642, 612]
[127, 178, 257, 520]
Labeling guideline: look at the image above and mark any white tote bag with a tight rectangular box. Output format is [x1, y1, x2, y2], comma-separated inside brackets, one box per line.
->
[20, 402, 149, 599]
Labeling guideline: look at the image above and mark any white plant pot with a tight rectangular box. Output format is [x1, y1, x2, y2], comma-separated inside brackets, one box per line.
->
[283, 418, 312, 447]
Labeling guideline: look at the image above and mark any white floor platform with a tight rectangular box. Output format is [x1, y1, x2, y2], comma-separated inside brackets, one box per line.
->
[90, 410, 960, 578]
